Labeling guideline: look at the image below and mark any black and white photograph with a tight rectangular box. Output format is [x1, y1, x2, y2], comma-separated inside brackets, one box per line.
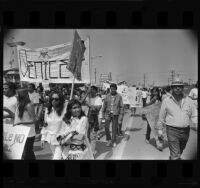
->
[3, 29, 198, 160]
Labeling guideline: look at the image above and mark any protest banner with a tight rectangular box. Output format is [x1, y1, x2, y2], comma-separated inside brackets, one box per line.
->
[117, 84, 130, 104]
[128, 87, 143, 107]
[102, 82, 110, 90]
[3, 124, 30, 159]
[136, 89, 143, 107]
[17, 38, 89, 84]
[142, 102, 167, 139]
[128, 86, 136, 107]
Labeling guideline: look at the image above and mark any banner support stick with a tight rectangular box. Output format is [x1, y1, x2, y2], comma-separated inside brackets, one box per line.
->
[70, 75, 75, 100]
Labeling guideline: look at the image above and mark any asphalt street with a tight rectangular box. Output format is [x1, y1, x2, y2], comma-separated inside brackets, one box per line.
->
[34, 108, 197, 160]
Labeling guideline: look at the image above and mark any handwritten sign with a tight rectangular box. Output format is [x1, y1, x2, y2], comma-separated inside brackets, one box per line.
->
[16, 39, 90, 84]
[128, 87, 143, 108]
[102, 82, 110, 90]
[117, 84, 130, 104]
[142, 102, 167, 139]
[3, 124, 30, 159]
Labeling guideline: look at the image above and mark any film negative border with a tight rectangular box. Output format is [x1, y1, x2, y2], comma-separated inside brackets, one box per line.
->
[1, 0, 199, 186]
[2, 161, 199, 185]
[0, 1, 199, 28]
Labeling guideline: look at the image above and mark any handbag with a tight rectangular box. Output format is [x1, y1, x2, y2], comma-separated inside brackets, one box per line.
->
[155, 135, 164, 151]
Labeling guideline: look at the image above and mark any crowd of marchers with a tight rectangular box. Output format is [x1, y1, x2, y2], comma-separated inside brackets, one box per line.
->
[3, 78, 198, 160]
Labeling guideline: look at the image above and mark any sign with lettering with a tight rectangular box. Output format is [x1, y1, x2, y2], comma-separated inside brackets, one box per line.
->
[16, 39, 90, 83]
[128, 87, 143, 108]
[3, 124, 30, 159]
[142, 102, 167, 139]
[102, 82, 110, 90]
[117, 84, 130, 104]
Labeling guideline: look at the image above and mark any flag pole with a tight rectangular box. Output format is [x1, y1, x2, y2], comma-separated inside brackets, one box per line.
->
[70, 75, 75, 100]
[88, 35, 91, 86]
[69, 29, 76, 101]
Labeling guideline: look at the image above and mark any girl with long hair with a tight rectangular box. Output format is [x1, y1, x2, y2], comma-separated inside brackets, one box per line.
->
[143, 87, 163, 150]
[14, 88, 36, 160]
[56, 99, 94, 160]
[40, 91, 67, 159]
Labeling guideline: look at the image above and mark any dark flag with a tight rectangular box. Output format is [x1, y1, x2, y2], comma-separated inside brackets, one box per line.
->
[69, 30, 86, 80]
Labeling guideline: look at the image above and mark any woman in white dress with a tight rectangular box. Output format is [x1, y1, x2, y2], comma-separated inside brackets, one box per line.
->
[56, 99, 94, 160]
[40, 91, 67, 159]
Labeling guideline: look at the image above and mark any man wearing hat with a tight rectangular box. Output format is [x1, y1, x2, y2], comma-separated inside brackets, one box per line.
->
[157, 77, 197, 160]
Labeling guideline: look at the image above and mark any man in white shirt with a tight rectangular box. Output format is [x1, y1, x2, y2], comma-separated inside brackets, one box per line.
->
[28, 83, 40, 105]
[157, 78, 197, 160]
[3, 82, 17, 124]
[85, 86, 103, 155]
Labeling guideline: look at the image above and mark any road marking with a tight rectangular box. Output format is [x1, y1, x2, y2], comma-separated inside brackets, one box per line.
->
[111, 115, 133, 159]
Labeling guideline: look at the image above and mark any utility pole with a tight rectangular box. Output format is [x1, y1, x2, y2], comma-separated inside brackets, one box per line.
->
[170, 70, 175, 83]
[143, 74, 146, 88]
[109, 72, 112, 81]
[94, 68, 97, 84]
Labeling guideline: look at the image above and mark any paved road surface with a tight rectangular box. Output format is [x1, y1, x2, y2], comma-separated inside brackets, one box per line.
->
[34, 108, 197, 160]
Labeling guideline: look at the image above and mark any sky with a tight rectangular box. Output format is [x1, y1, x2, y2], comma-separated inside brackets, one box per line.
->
[3, 29, 198, 86]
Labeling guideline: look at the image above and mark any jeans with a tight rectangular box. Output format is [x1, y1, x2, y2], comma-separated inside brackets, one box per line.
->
[105, 114, 118, 143]
[166, 125, 190, 160]
[88, 114, 99, 153]
[88, 114, 99, 141]
[146, 120, 151, 140]
[22, 136, 36, 160]
[142, 98, 147, 107]
[117, 123, 122, 134]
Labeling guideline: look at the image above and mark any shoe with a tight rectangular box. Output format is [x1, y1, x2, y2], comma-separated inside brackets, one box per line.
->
[145, 139, 150, 144]
[93, 150, 97, 156]
[118, 132, 123, 137]
[106, 140, 112, 147]
[156, 139, 163, 151]
[124, 134, 130, 141]
[113, 142, 117, 148]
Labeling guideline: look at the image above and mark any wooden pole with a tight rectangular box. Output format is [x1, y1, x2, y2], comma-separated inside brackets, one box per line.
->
[70, 75, 75, 100]
[88, 35, 91, 86]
